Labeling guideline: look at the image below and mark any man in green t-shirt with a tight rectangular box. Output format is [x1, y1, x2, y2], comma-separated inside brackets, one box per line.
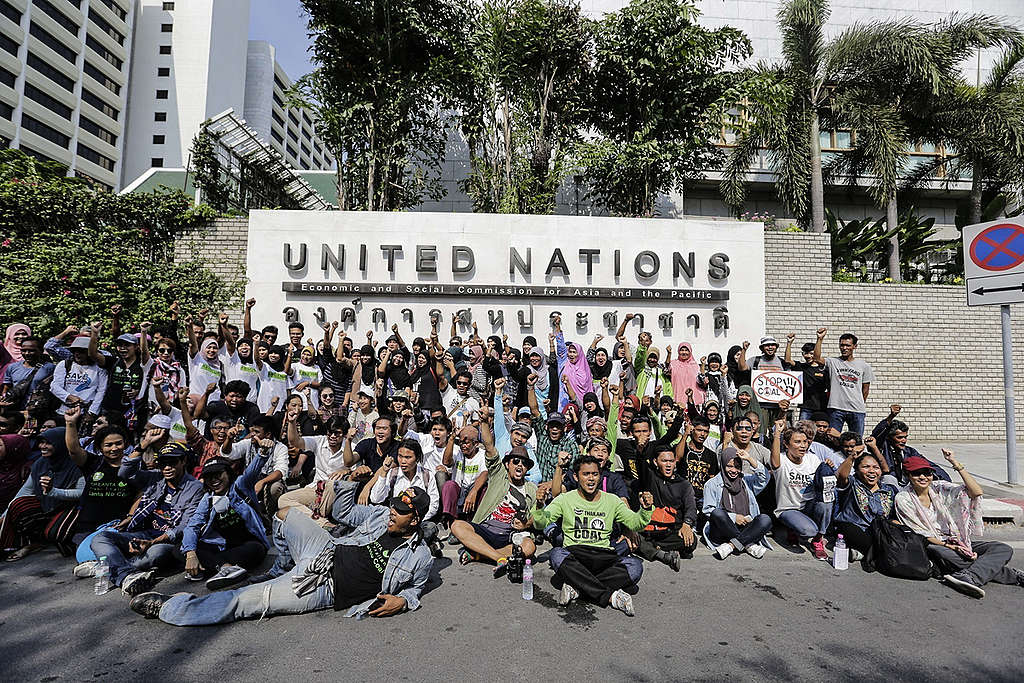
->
[533, 456, 654, 616]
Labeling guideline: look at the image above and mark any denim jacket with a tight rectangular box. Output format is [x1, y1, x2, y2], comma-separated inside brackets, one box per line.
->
[701, 463, 770, 519]
[180, 452, 270, 553]
[329, 480, 434, 616]
[119, 456, 205, 543]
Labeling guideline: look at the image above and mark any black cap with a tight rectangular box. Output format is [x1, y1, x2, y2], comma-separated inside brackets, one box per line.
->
[390, 486, 430, 519]
[200, 457, 232, 478]
[155, 442, 189, 464]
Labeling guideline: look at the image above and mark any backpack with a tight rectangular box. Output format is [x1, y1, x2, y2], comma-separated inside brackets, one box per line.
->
[863, 517, 932, 580]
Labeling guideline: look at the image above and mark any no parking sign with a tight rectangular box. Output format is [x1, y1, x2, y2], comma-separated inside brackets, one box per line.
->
[964, 218, 1024, 306]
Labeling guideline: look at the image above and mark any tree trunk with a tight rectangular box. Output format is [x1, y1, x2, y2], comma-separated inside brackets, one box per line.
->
[886, 195, 902, 282]
[809, 112, 825, 233]
[969, 165, 983, 226]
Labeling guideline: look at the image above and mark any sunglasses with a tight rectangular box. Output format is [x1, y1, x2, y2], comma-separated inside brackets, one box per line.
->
[157, 458, 183, 467]
[910, 470, 934, 477]
[455, 381, 470, 386]
[734, 425, 753, 431]
[508, 457, 528, 466]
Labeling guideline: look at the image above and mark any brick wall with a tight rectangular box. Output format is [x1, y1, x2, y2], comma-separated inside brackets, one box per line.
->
[178, 219, 1024, 440]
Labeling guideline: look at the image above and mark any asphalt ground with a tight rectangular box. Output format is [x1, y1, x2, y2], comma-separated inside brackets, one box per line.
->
[3, 522, 1024, 683]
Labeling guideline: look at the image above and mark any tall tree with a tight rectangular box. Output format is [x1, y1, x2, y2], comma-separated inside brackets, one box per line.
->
[580, 0, 751, 217]
[292, 0, 471, 211]
[455, 0, 593, 214]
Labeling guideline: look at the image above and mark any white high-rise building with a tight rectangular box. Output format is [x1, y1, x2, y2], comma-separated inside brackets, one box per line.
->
[0, 0, 134, 190]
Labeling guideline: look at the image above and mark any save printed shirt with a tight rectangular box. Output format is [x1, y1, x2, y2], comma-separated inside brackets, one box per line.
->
[535, 489, 652, 549]
[257, 365, 293, 413]
[453, 448, 486, 503]
[189, 353, 224, 400]
[291, 362, 323, 410]
[773, 452, 823, 514]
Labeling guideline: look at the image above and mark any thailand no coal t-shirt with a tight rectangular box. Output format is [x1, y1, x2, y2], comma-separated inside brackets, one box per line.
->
[79, 455, 135, 527]
[332, 532, 405, 610]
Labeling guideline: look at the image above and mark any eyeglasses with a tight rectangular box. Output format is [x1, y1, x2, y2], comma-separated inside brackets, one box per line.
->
[455, 381, 470, 386]
[458, 437, 476, 444]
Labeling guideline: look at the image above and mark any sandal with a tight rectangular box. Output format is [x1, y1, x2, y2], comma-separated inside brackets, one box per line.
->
[458, 548, 475, 566]
[4, 545, 40, 562]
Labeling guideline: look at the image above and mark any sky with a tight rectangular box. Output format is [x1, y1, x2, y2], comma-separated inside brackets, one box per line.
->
[248, 0, 314, 81]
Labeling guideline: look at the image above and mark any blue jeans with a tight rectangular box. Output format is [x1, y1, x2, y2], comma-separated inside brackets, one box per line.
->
[777, 501, 831, 540]
[828, 409, 865, 435]
[160, 511, 334, 626]
[90, 529, 179, 586]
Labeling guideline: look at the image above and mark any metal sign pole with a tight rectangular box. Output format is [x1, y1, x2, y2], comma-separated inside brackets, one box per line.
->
[1001, 304, 1018, 485]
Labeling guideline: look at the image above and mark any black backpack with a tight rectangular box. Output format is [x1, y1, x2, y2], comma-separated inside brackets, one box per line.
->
[863, 517, 932, 580]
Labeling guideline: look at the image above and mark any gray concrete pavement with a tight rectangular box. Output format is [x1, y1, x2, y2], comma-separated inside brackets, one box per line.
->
[3, 525, 1024, 682]
[917, 441, 1024, 491]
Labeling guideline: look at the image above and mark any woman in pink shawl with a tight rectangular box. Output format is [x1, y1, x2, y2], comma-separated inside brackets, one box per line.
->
[555, 330, 592, 411]
[669, 342, 704, 405]
[0, 324, 31, 380]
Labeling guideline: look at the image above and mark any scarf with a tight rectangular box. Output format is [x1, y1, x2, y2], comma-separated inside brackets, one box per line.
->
[467, 344, 484, 372]
[718, 447, 750, 517]
[729, 385, 765, 425]
[560, 340, 593, 408]
[896, 481, 983, 549]
[669, 342, 703, 404]
[591, 348, 612, 380]
[3, 323, 29, 363]
[528, 351, 549, 393]
[30, 428, 81, 511]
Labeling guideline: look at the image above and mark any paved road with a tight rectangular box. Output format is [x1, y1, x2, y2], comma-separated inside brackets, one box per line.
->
[3, 525, 1024, 682]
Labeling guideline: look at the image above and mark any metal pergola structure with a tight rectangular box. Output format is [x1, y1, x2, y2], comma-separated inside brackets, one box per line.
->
[193, 109, 333, 211]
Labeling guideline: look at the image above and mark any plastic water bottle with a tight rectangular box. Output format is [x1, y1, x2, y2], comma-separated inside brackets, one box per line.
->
[522, 559, 533, 600]
[94, 556, 110, 595]
[833, 535, 849, 571]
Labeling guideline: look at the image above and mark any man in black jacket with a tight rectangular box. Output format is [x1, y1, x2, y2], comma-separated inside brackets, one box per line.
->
[635, 444, 697, 572]
[615, 414, 681, 485]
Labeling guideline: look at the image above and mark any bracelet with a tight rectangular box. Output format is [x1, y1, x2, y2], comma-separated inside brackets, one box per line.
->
[953, 465, 965, 472]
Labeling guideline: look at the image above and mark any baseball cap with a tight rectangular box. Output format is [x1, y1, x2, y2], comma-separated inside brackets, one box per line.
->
[155, 442, 189, 465]
[148, 414, 173, 430]
[69, 335, 91, 350]
[759, 336, 778, 347]
[517, 406, 532, 417]
[200, 457, 233, 478]
[390, 486, 430, 519]
[903, 456, 935, 473]
[116, 333, 139, 345]
[546, 412, 566, 425]
[510, 422, 533, 439]
[502, 444, 535, 469]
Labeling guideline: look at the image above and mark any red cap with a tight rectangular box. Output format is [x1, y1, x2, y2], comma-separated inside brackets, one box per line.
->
[622, 395, 641, 411]
[903, 455, 934, 473]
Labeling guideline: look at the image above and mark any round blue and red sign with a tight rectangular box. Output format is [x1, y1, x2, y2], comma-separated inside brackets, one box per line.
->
[970, 224, 1024, 271]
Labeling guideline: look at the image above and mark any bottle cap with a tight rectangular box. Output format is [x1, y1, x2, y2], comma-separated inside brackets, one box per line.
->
[525, 559, 531, 565]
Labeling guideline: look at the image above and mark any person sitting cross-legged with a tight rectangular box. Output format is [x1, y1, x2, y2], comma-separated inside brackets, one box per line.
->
[532, 456, 653, 617]
[701, 446, 772, 560]
[128, 484, 434, 624]
[450, 410, 538, 577]
[177, 456, 270, 591]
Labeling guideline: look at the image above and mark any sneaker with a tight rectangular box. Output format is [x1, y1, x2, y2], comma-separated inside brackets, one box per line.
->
[811, 538, 829, 561]
[186, 570, 205, 582]
[849, 549, 864, 562]
[129, 592, 170, 619]
[558, 583, 579, 606]
[746, 544, 767, 559]
[205, 564, 248, 591]
[609, 589, 635, 617]
[121, 570, 158, 597]
[73, 560, 100, 579]
[1013, 568, 1024, 588]
[436, 522, 452, 543]
[715, 542, 734, 560]
[944, 572, 986, 599]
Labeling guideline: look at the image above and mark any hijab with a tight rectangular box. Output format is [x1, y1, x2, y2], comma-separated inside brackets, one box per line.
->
[718, 446, 750, 516]
[30, 428, 81, 511]
[528, 350, 549, 393]
[467, 344, 485, 372]
[591, 347, 612, 380]
[3, 323, 29, 363]
[386, 348, 412, 389]
[669, 342, 703, 404]
[729, 385, 765, 425]
[560, 341, 593, 408]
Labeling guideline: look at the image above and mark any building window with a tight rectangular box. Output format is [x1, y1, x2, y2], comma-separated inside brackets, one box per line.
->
[0, 65, 14, 88]
[78, 142, 116, 171]
[82, 88, 119, 121]
[23, 83, 73, 120]
[30, 22, 79, 64]
[0, 2, 21, 24]
[151, 157, 163, 168]
[154, 111, 166, 121]
[271, 129, 283, 144]
[157, 67, 169, 77]
[83, 60, 121, 95]
[0, 31, 18, 56]
[156, 89, 168, 99]
[160, 23, 172, 32]
[21, 114, 71, 148]
[152, 134, 164, 144]
[86, 35, 123, 69]
[80, 115, 117, 146]
[287, 129, 298, 143]
[34, 0, 80, 37]
[88, 11, 126, 46]
[288, 110, 299, 127]
[287, 145, 297, 158]
[162, 2, 175, 9]
[97, 0, 127, 22]
[0, 100, 13, 120]
[28, 53, 76, 92]
[272, 112, 284, 127]
[159, 45, 171, 55]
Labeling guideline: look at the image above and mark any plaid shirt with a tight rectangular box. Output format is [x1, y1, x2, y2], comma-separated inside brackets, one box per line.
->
[531, 415, 578, 481]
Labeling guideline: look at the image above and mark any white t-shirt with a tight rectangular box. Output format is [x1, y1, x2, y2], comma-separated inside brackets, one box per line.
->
[166, 407, 205, 444]
[228, 438, 289, 478]
[453, 447, 487, 504]
[442, 387, 480, 429]
[189, 352, 223, 401]
[300, 435, 347, 483]
[773, 452, 823, 514]
[224, 351, 260, 400]
[291, 362, 323, 410]
[413, 431, 459, 473]
[257, 365, 293, 413]
[369, 464, 440, 520]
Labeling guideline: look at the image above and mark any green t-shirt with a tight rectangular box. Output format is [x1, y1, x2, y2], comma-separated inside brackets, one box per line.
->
[533, 489, 652, 549]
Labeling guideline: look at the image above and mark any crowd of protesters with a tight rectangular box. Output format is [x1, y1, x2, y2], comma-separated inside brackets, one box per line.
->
[0, 300, 1020, 625]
